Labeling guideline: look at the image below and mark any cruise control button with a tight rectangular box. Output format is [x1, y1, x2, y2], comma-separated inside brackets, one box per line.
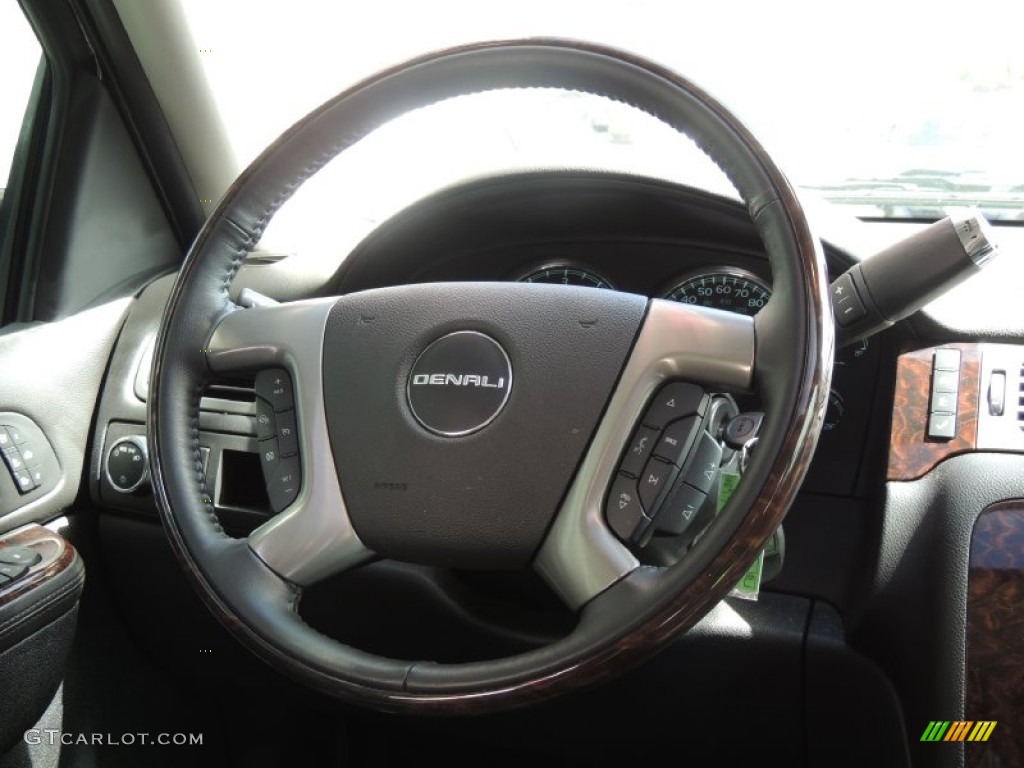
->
[267, 456, 301, 512]
[605, 474, 648, 541]
[655, 482, 707, 535]
[639, 457, 676, 513]
[683, 432, 723, 494]
[255, 398, 276, 440]
[0, 430, 11, 449]
[276, 410, 298, 457]
[28, 467, 43, 488]
[0, 562, 28, 582]
[255, 369, 294, 412]
[642, 382, 707, 429]
[653, 416, 700, 467]
[0, 547, 41, 567]
[620, 426, 659, 477]
[5, 426, 25, 445]
[259, 438, 280, 470]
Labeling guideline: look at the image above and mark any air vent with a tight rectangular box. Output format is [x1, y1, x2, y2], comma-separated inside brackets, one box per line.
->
[200, 381, 257, 437]
[1018, 362, 1024, 431]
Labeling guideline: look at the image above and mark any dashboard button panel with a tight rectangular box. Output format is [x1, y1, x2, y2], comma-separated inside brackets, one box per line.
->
[928, 348, 962, 441]
[606, 381, 728, 544]
[0, 415, 58, 505]
[255, 369, 302, 512]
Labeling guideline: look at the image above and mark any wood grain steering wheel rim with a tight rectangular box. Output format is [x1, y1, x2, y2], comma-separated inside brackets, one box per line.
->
[149, 39, 833, 713]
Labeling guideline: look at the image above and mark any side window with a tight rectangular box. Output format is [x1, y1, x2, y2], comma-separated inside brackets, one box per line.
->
[0, 1, 42, 227]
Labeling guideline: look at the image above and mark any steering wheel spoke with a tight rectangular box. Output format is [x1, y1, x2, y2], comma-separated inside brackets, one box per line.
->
[207, 298, 373, 585]
[535, 299, 755, 609]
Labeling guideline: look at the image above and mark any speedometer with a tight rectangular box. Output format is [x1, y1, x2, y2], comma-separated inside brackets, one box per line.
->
[517, 263, 614, 290]
[662, 269, 771, 316]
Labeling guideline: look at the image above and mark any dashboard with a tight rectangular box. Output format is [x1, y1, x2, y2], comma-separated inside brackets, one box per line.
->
[71, 168, 1024, 758]
[329, 171, 885, 500]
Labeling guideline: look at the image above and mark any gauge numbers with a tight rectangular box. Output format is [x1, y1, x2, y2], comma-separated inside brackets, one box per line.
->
[518, 264, 613, 290]
[663, 270, 771, 316]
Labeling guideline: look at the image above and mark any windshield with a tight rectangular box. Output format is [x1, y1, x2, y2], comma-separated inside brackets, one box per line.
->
[178, 0, 1024, 228]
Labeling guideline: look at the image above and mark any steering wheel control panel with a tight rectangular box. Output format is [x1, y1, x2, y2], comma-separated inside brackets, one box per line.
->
[0, 413, 60, 517]
[606, 382, 736, 545]
[255, 369, 302, 513]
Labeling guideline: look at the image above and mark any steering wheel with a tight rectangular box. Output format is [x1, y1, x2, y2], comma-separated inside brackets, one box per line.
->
[149, 39, 832, 712]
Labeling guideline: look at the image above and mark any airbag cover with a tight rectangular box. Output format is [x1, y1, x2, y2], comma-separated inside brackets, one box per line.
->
[322, 282, 646, 568]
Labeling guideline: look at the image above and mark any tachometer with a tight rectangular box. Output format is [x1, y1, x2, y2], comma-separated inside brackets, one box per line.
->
[662, 269, 771, 316]
[517, 263, 614, 290]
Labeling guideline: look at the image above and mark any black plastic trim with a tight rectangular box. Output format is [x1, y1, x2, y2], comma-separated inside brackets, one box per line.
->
[71, 0, 204, 249]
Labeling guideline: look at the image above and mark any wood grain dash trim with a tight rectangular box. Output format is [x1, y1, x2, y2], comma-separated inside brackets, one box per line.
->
[0, 524, 77, 609]
[887, 343, 979, 481]
[966, 500, 1024, 768]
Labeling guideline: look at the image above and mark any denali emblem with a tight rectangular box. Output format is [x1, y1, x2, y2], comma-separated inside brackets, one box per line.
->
[406, 331, 512, 437]
[411, 373, 506, 388]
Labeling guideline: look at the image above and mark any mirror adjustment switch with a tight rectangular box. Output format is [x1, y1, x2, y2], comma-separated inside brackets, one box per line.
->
[606, 474, 648, 540]
[0, 546, 41, 567]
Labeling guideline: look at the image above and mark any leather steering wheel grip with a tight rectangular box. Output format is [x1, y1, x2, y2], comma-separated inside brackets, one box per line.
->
[148, 39, 832, 712]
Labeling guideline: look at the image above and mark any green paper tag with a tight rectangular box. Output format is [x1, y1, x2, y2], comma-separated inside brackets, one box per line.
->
[717, 470, 741, 513]
[718, 468, 763, 601]
[731, 550, 764, 601]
